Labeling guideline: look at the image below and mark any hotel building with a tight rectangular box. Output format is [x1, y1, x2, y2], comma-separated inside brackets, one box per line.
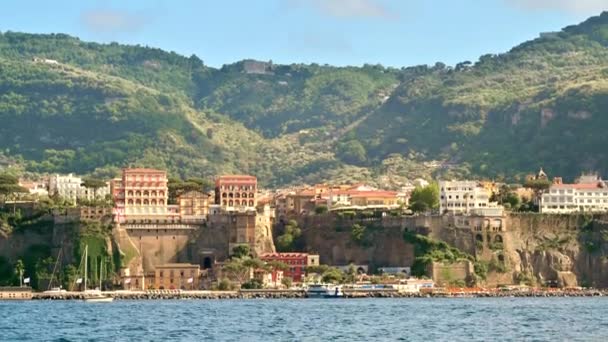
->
[214, 175, 257, 211]
[540, 174, 608, 213]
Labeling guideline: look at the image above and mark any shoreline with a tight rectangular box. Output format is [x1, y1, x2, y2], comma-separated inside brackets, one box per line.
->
[26, 289, 608, 300]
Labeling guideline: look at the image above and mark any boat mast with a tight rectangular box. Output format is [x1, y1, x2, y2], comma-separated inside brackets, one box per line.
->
[48, 246, 63, 290]
[84, 245, 88, 291]
[99, 258, 102, 290]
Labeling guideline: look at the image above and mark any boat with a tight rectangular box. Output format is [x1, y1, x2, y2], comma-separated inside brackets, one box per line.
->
[44, 246, 67, 294]
[77, 245, 114, 303]
[306, 284, 344, 298]
[43, 287, 67, 294]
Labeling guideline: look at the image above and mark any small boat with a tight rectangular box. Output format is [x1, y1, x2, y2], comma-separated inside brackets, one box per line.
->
[84, 293, 114, 303]
[78, 246, 114, 303]
[306, 284, 344, 298]
[43, 287, 67, 294]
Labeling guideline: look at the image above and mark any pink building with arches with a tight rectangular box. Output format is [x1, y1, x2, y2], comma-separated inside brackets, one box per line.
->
[112, 168, 171, 223]
[214, 175, 257, 211]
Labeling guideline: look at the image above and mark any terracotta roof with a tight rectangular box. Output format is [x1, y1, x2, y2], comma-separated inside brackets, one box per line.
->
[217, 175, 257, 180]
[123, 168, 166, 173]
[328, 190, 398, 197]
[551, 183, 605, 190]
[260, 253, 310, 258]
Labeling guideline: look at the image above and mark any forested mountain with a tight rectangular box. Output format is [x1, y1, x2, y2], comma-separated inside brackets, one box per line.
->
[2, 12, 608, 186]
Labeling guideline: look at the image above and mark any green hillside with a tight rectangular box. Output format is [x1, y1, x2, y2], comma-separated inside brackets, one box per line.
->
[2, 12, 608, 186]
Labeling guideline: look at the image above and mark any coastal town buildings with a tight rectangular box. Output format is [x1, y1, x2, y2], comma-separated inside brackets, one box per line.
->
[439, 180, 503, 216]
[154, 263, 200, 290]
[260, 253, 320, 282]
[540, 174, 608, 214]
[177, 191, 209, 222]
[49, 173, 109, 202]
[214, 175, 257, 211]
[111, 168, 171, 223]
[18, 179, 49, 197]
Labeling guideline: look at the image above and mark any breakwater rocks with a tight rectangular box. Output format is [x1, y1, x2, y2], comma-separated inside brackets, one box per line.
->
[30, 289, 608, 300]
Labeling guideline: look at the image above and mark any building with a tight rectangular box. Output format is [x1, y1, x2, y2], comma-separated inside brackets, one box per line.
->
[540, 174, 608, 213]
[18, 179, 48, 197]
[112, 168, 170, 223]
[49, 174, 109, 202]
[177, 191, 209, 222]
[0, 287, 33, 300]
[49, 174, 84, 202]
[439, 180, 503, 216]
[260, 253, 320, 282]
[154, 263, 200, 290]
[214, 175, 257, 211]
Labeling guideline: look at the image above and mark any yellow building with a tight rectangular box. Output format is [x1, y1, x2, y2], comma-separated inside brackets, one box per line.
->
[178, 191, 209, 222]
[349, 191, 399, 208]
[154, 264, 200, 290]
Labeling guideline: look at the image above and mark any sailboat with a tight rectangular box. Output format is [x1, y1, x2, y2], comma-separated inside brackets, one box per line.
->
[43, 246, 67, 294]
[79, 245, 114, 303]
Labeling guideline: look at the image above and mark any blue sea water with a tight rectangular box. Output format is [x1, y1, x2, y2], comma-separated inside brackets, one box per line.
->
[1, 298, 607, 341]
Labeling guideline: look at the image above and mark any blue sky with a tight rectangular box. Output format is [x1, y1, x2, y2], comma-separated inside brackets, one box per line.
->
[0, 0, 606, 67]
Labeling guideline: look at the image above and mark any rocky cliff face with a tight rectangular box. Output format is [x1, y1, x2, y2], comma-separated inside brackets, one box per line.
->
[292, 213, 608, 287]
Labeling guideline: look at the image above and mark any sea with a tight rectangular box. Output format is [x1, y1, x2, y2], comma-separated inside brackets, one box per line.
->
[1, 297, 607, 341]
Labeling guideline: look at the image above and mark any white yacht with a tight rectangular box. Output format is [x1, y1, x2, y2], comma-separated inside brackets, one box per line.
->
[306, 284, 344, 298]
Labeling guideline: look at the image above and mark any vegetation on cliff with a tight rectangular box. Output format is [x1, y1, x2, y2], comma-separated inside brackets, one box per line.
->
[2, 13, 608, 185]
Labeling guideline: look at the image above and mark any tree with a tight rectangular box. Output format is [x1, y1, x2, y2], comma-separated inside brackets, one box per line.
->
[81, 177, 107, 200]
[351, 224, 366, 242]
[409, 183, 439, 213]
[14, 259, 24, 287]
[222, 259, 250, 285]
[281, 277, 293, 289]
[232, 245, 250, 259]
[314, 205, 328, 215]
[321, 268, 344, 284]
[276, 234, 294, 252]
[409, 201, 428, 213]
[0, 173, 27, 214]
[337, 140, 367, 165]
[345, 264, 357, 283]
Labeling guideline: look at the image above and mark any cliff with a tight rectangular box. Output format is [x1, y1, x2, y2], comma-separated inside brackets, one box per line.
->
[292, 213, 608, 287]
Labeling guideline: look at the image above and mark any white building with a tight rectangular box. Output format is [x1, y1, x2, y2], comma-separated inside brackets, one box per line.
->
[439, 180, 503, 216]
[49, 174, 109, 202]
[540, 174, 608, 214]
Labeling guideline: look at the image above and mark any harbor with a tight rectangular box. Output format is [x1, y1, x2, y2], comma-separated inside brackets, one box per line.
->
[25, 288, 608, 300]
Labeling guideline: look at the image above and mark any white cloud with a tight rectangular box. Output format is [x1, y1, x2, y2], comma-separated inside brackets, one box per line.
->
[286, 0, 397, 19]
[505, 0, 608, 14]
[80, 9, 148, 34]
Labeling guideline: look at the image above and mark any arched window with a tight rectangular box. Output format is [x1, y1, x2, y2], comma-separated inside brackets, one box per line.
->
[128, 191, 133, 196]
[242, 193, 247, 199]
[143, 199, 149, 205]
[159, 191, 165, 196]
[136, 199, 141, 205]
[229, 200, 233, 206]
[159, 199, 165, 205]
[223, 200, 227, 205]
[494, 234, 503, 243]
[144, 190, 149, 196]
[151, 199, 157, 205]
[249, 193, 254, 198]
[128, 199, 134, 205]
[151, 190, 157, 197]
[249, 200, 254, 206]
[136, 191, 141, 196]
[235, 200, 240, 206]
[222, 193, 227, 198]
[235, 193, 240, 198]
[229, 193, 234, 198]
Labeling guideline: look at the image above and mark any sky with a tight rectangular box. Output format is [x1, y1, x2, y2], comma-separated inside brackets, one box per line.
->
[0, 0, 606, 68]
